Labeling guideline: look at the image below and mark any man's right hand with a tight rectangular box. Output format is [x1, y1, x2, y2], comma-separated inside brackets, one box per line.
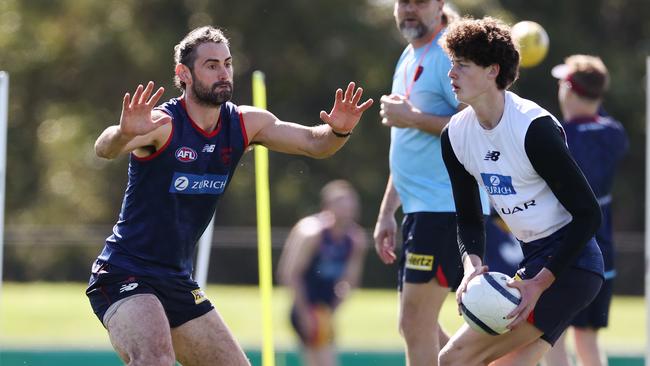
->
[455, 254, 488, 315]
[119, 81, 171, 138]
[380, 94, 417, 128]
[373, 214, 398, 264]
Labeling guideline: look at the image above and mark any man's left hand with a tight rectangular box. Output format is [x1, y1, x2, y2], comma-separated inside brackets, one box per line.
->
[320, 82, 373, 134]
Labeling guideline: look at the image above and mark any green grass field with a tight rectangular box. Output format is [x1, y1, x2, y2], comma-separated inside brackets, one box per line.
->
[0, 282, 645, 356]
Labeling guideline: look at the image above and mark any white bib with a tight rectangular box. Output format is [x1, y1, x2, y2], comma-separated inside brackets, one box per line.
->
[447, 92, 572, 242]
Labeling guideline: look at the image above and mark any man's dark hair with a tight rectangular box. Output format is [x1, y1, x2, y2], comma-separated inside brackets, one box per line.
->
[173, 26, 229, 90]
[442, 17, 519, 90]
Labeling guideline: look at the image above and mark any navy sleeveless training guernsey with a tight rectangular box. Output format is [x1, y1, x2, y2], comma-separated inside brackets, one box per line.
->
[303, 229, 354, 306]
[97, 98, 248, 278]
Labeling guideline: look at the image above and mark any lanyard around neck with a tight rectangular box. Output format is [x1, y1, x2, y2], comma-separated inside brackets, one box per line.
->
[403, 30, 440, 100]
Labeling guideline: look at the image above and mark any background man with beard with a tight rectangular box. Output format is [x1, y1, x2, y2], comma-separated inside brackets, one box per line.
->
[85, 26, 373, 366]
[373, 1, 489, 365]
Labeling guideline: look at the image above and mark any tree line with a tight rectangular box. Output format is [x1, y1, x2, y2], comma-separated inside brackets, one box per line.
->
[0, 0, 647, 231]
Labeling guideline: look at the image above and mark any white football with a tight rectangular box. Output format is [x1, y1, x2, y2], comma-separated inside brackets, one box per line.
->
[460, 271, 522, 335]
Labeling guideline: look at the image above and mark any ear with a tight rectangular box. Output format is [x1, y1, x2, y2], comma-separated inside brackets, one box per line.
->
[175, 64, 192, 86]
[488, 64, 500, 80]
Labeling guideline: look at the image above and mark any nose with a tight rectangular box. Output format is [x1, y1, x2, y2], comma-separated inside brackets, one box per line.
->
[448, 66, 457, 80]
[217, 64, 230, 80]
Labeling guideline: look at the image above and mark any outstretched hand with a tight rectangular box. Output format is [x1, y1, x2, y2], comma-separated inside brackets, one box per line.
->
[119, 81, 171, 138]
[319, 82, 374, 133]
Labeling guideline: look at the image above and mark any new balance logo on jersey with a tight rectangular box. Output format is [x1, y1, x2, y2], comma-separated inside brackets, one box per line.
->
[119, 282, 139, 293]
[481, 173, 517, 195]
[484, 150, 501, 161]
[202, 144, 216, 153]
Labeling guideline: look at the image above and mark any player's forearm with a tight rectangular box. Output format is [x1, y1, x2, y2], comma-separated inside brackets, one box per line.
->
[410, 110, 452, 136]
[95, 125, 134, 159]
[462, 253, 484, 272]
[377, 176, 401, 219]
[301, 125, 351, 159]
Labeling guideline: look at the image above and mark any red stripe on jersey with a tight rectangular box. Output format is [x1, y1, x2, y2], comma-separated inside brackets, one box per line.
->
[436, 265, 448, 287]
[239, 111, 249, 148]
[180, 98, 222, 138]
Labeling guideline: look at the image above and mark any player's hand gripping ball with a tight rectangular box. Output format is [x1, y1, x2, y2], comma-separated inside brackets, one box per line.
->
[512, 21, 549, 68]
[460, 272, 522, 335]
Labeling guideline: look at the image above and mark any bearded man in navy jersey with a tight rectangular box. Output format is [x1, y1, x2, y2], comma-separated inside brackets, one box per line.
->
[86, 26, 372, 366]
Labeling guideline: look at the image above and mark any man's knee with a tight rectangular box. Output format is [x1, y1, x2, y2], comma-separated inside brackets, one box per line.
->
[399, 311, 440, 347]
[121, 346, 175, 366]
[438, 346, 454, 366]
[439, 341, 477, 366]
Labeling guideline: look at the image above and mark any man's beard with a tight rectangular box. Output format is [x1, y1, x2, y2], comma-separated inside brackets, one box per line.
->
[399, 20, 427, 42]
[191, 76, 233, 107]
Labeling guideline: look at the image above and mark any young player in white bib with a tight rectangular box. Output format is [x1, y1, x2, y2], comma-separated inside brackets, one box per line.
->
[437, 17, 604, 365]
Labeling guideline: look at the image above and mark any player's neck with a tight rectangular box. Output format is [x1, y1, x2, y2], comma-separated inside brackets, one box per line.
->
[329, 221, 351, 239]
[183, 94, 222, 133]
[473, 89, 506, 130]
[320, 211, 351, 238]
[564, 103, 599, 121]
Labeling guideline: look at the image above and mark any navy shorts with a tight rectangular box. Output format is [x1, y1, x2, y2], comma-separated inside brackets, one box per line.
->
[516, 231, 603, 345]
[397, 212, 462, 291]
[85, 260, 214, 328]
[570, 278, 613, 329]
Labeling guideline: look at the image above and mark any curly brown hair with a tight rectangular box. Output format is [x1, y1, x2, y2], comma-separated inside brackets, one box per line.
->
[173, 26, 230, 91]
[441, 17, 519, 90]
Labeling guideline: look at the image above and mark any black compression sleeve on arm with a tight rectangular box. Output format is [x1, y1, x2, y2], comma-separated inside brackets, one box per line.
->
[525, 116, 601, 277]
[441, 128, 486, 259]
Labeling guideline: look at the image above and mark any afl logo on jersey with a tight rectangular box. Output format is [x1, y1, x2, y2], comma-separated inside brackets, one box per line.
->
[175, 147, 197, 162]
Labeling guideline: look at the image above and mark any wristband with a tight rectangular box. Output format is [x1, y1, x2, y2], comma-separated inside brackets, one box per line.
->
[332, 129, 352, 138]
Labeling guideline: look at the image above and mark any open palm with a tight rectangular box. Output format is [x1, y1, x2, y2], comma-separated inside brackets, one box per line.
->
[119, 81, 171, 137]
[319, 82, 374, 133]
